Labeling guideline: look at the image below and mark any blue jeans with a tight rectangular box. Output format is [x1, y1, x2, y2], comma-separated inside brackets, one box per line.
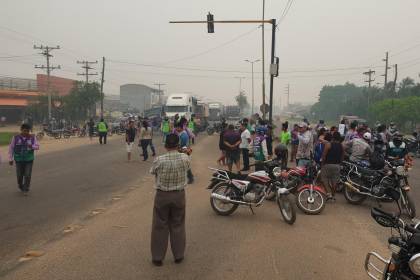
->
[297, 158, 311, 167]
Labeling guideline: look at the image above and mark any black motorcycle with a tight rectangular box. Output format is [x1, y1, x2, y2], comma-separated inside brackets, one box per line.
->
[342, 159, 416, 218]
[365, 188, 420, 280]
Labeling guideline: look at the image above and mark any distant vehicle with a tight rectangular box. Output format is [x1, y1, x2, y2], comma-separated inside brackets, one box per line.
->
[208, 102, 224, 121]
[195, 101, 210, 132]
[340, 115, 366, 126]
[144, 106, 164, 119]
[165, 93, 197, 120]
[225, 105, 241, 120]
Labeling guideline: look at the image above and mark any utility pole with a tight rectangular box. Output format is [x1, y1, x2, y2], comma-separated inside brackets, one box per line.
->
[34, 45, 61, 121]
[77, 60, 98, 84]
[153, 82, 166, 105]
[363, 69, 375, 88]
[382, 51, 391, 88]
[284, 83, 290, 108]
[245, 59, 260, 115]
[393, 64, 398, 94]
[100, 57, 105, 118]
[262, 0, 266, 119]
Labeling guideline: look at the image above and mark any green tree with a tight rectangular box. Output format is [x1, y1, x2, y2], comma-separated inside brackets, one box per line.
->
[63, 82, 101, 121]
[235, 91, 249, 112]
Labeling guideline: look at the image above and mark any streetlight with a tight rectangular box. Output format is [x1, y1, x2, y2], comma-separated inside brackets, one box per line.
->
[245, 59, 260, 115]
[234, 77, 246, 94]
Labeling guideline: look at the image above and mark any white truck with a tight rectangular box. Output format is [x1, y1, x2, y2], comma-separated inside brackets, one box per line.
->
[165, 93, 197, 120]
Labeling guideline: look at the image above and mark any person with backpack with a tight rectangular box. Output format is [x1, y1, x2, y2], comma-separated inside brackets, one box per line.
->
[8, 123, 40, 195]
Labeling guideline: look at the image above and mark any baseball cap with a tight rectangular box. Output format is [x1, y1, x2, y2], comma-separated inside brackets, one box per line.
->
[363, 132, 372, 141]
[298, 122, 308, 128]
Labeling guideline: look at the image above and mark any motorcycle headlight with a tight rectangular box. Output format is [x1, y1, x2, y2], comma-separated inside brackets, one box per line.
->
[272, 167, 282, 178]
[409, 253, 420, 276]
[395, 166, 406, 176]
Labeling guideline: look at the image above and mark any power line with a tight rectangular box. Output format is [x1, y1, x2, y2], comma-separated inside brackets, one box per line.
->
[77, 60, 98, 83]
[278, 0, 295, 25]
[160, 26, 260, 65]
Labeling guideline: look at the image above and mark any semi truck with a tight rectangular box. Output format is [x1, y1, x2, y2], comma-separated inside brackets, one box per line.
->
[194, 101, 210, 132]
[208, 102, 224, 121]
[165, 93, 197, 120]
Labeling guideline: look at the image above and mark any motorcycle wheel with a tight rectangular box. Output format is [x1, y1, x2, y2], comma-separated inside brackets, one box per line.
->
[54, 133, 61, 139]
[63, 133, 71, 139]
[277, 195, 296, 225]
[343, 185, 367, 205]
[207, 128, 215, 136]
[210, 182, 239, 216]
[402, 192, 416, 219]
[296, 188, 326, 215]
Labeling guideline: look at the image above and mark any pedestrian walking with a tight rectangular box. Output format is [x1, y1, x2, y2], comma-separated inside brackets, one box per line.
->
[187, 117, 195, 145]
[87, 118, 95, 141]
[161, 117, 171, 144]
[223, 124, 241, 172]
[150, 133, 191, 266]
[140, 120, 154, 161]
[8, 123, 40, 195]
[279, 121, 291, 161]
[321, 132, 344, 200]
[239, 122, 251, 171]
[125, 120, 136, 161]
[97, 118, 108, 145]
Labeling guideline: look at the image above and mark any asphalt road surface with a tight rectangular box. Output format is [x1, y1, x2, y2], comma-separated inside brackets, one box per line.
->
[0, 134, 419, 279]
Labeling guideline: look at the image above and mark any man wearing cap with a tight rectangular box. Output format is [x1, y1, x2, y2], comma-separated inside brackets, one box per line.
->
[296, 122, 314, 167]
[150, 133, 191, 267]
[346, 132, 373, 163]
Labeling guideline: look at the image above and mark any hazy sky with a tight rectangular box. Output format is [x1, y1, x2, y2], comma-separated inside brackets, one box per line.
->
[1, 0, 420, 107]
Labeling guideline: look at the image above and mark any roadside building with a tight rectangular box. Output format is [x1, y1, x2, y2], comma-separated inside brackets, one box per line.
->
[120, 84, 162, 114]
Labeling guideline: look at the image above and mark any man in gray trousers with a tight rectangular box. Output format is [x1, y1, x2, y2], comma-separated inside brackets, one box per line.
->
[150, 133, 191, 266]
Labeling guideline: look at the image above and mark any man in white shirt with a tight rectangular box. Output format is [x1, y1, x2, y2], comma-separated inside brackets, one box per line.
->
[296, 122, 314, 167]
[239, 122, 251, 171]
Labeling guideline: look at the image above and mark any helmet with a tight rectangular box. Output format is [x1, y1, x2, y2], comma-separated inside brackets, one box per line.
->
[363, 132, 372, 141]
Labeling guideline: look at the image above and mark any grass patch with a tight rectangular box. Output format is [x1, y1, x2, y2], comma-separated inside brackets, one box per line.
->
[0, 132, 15, 146]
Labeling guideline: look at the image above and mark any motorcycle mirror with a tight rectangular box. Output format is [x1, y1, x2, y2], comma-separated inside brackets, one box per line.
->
[371, 207, 396, 228]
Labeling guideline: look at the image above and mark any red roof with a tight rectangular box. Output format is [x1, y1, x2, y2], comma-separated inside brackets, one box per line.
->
[0, 98, 28, 106]
[0, 90, 40, 97]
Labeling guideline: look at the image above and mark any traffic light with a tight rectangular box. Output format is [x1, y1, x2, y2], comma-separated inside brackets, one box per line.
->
[207, 13, 214, 33]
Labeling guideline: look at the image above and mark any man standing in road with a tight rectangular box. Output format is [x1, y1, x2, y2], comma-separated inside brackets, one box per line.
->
[125, 120, 136, 162]
[150, 133, 191, 266]
[296, 122, 314, 167]
[87, 118, 95, 141]
[161, 116, 171, 144]
[223, 124, 242, 172]
[97, 118, 108, 145]
[239, 122, 251, 171]
[8, 123, 40, 195]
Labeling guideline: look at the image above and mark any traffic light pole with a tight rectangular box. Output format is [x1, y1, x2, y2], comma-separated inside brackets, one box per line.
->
[170, 18, 277, 123]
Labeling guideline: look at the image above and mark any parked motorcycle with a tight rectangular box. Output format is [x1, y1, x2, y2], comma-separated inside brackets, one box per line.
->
[294, 161, 327, 215]
[365, 188, 420, 280]
[208, 163, 296, 225]
[342, 159, 416, 218]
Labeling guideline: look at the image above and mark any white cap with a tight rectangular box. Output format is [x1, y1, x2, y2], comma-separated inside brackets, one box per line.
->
[363, 132, 372, 141]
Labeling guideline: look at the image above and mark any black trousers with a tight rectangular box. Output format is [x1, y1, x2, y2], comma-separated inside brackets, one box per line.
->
[241, 148, 250, 170]
[15, 161, 33, 191]
[151, 190, 186, 261]
[99, 132, 107, 144]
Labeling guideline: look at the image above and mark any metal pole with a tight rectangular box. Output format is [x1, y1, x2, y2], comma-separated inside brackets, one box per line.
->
[100, 57, 105, 118]
[268, 19, 276, 124]
[251, 62, 255, 115]
[46, 47, 51, 121]
[262, 0, 266, 119]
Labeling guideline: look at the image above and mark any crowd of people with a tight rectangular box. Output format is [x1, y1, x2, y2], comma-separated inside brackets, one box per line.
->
[215, 115, 413, 201]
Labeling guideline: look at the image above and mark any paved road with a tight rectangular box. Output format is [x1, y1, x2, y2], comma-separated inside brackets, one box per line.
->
[0, 135, 419, 279]
[0, 135, 166, 275]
